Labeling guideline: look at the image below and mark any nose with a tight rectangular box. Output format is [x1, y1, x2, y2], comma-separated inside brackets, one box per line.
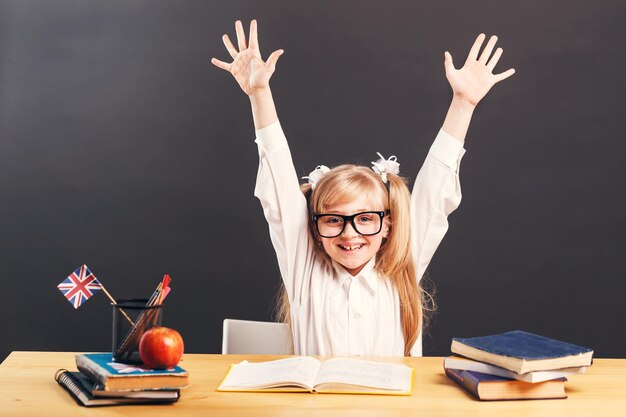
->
[341, 221, 359, 237]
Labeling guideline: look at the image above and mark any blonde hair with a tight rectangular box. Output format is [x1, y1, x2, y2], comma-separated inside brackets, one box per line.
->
[275, 165, 435, 356]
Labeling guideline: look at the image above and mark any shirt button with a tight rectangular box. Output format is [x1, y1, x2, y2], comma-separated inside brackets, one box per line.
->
[354, 313, 361, 319]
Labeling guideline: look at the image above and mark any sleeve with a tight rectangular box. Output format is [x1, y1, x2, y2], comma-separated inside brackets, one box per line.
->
[410, 129, 466, 283]
[253, 121, 316, 307]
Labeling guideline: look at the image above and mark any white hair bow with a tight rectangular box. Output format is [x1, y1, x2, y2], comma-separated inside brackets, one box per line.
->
[371, 152, 400, 183]
[302, 165, 330, 191]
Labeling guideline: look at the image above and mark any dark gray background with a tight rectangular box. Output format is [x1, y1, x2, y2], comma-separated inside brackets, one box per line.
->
[1, 0, 624, 362]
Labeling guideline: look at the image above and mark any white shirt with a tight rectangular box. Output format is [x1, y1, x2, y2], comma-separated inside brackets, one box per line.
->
[254, 121, 465, 357]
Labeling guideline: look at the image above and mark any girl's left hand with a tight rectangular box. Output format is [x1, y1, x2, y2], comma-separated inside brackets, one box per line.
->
[444, 34, 515, 107]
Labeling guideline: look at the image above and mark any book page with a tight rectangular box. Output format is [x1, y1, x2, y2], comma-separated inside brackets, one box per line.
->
[219, 357, 321, 390]
[313, 358, 412, 392]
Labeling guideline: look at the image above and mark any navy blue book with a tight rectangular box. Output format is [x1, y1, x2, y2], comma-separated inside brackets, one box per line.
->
[444, 368, 567, 401]
[451, 330, 593, 374]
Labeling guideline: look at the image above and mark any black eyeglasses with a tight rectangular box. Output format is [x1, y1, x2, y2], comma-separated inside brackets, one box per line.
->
[313, 211, 385, 238]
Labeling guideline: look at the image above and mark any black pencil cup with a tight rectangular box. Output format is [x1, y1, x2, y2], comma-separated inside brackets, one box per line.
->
[112, 299, 163, 364]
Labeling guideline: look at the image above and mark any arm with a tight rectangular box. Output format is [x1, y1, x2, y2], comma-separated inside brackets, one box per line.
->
[211, 19, 284, 129]
[411, 34, 515, 278]
[441, 34, 516, 143]
[211, 20, 313, 304]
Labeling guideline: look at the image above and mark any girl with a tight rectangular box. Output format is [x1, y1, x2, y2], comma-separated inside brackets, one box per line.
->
[212, 20, 515, 356]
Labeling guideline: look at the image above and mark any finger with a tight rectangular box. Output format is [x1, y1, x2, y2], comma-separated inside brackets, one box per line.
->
[222, 34, 238, 59]
[211, 58, 232, 72]
[466, 33, 486, 62]
[444, 51, 456, 73]
[249, 19, 259, 51]
[265, 49, 284, 72]
[494, 68, 516, 83]
[487, 47, 503, 71]
[478, 35, 498, 64]
[235, 20, 247, 51]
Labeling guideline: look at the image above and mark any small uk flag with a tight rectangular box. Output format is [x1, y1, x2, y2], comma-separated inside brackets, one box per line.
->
[57, 265, 103, 309]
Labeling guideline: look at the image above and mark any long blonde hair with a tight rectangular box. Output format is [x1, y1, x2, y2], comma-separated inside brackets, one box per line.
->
[275, 165, 435, 356]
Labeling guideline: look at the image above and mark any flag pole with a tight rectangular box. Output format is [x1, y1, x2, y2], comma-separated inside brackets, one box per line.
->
[100, 284, 136, 326]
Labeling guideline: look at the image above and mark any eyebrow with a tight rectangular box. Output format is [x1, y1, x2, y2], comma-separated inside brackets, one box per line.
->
[324, 208, 377, 215]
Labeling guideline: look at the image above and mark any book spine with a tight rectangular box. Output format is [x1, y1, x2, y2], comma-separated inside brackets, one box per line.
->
[444, 368, 481, 400]
[55, 369, 91, 406]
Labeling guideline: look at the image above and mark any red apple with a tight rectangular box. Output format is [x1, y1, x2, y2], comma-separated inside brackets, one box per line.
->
[139, 326, 184, 369]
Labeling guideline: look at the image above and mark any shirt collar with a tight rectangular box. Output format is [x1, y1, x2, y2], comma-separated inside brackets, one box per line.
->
[332, 257, 379, 295]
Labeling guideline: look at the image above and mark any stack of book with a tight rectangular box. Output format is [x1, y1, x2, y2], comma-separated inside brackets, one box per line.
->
[444, 330, 593, 401]
[55, 353, 190, 407]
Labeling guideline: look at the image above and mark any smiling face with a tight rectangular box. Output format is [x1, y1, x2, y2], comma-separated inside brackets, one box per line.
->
[310, 165, 390, 276]
[318, 195, 389, 276]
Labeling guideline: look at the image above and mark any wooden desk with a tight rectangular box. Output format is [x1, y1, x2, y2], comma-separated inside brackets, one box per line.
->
[1, 352, 625, 416]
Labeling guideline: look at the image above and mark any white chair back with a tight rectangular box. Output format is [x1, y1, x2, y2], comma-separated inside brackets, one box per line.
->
[222, 319, 293, 355]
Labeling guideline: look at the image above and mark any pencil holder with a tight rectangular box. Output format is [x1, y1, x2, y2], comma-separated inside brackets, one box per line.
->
[112, 299, 163, 364]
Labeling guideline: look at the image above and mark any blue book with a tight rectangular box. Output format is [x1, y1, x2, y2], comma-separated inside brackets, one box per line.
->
[444, 368, 567, 401]
[451, 330, 593, 374]
[75, 353, 189, 391]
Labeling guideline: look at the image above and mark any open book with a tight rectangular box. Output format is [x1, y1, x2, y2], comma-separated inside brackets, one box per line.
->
[217, 357, 413, 395]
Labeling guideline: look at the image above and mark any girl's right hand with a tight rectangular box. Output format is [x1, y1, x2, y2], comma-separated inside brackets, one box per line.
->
[211, 20, 284, 97]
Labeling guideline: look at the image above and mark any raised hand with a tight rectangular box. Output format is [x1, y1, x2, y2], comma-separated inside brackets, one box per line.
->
[211, 20, 284, 96]
[444, 34, 515, 107]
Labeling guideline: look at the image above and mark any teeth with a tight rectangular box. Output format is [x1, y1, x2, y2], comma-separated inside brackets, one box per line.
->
[340, 244, 364, 251]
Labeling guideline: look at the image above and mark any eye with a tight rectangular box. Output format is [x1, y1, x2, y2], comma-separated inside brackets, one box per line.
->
[355, 214, 375, 223]
[323, 216, 343, 225]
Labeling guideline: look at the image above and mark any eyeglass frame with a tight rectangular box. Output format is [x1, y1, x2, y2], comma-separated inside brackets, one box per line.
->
[312, 211, 386, 238]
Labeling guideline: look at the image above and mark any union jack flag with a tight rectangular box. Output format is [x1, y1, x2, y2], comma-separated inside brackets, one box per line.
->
[57, 265, 103, 309]
[107, 362, 152, 373]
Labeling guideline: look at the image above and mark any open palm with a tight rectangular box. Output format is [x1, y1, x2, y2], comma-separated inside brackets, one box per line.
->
[211, 20, 283, 96]
[445, 34, 515, 107]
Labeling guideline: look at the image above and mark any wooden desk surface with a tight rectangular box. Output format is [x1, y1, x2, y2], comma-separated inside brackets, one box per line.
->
[1, 352, 625, 417]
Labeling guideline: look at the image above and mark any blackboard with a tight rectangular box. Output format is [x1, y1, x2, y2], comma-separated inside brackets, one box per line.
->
[1, 0, 624, 360]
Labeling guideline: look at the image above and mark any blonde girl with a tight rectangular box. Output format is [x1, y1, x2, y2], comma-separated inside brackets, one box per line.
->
[212, 20, 514, 356]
